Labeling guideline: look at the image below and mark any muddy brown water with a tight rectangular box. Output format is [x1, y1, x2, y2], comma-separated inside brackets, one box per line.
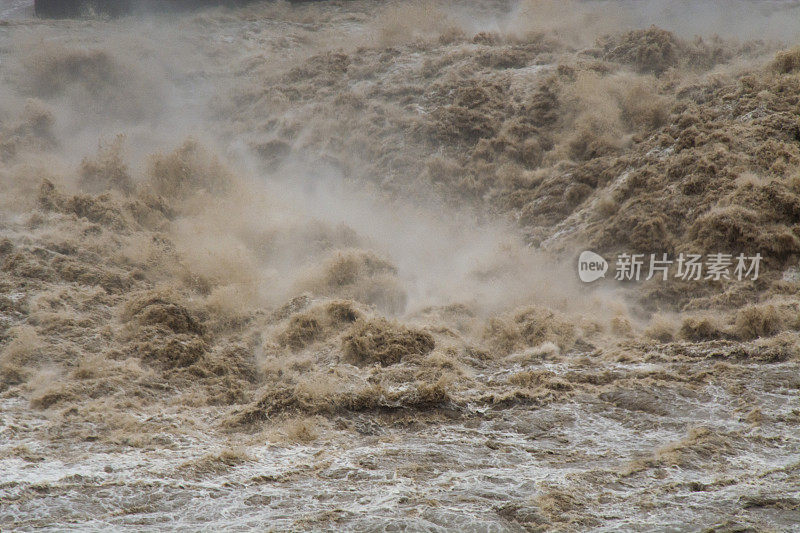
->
[1, 1, 799, 531]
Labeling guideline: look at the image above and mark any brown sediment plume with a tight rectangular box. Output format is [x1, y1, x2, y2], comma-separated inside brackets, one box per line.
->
[78, 135, 133, 194]
[0, 325, 41, 388]
[483, 305, 580, 355]
[679, 314, 727, 341]
[122, 290, 205, 336]
[733, 302, 798, 340]
[771, 46, 800, 74]
[146, 139, 235, 200]
[295, 249, 407, 314]
[341, 317, 435, 366]
[275, 300, 362, 351]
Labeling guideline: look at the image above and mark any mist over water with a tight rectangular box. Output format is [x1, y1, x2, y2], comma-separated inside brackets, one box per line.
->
[1, 1, 800, 530]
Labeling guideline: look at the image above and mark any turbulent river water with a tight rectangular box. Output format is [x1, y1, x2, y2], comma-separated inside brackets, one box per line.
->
[1, 1, 800, 531]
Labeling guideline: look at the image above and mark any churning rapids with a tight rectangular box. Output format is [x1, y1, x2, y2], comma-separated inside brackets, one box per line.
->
[1, 1, 800, 531]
